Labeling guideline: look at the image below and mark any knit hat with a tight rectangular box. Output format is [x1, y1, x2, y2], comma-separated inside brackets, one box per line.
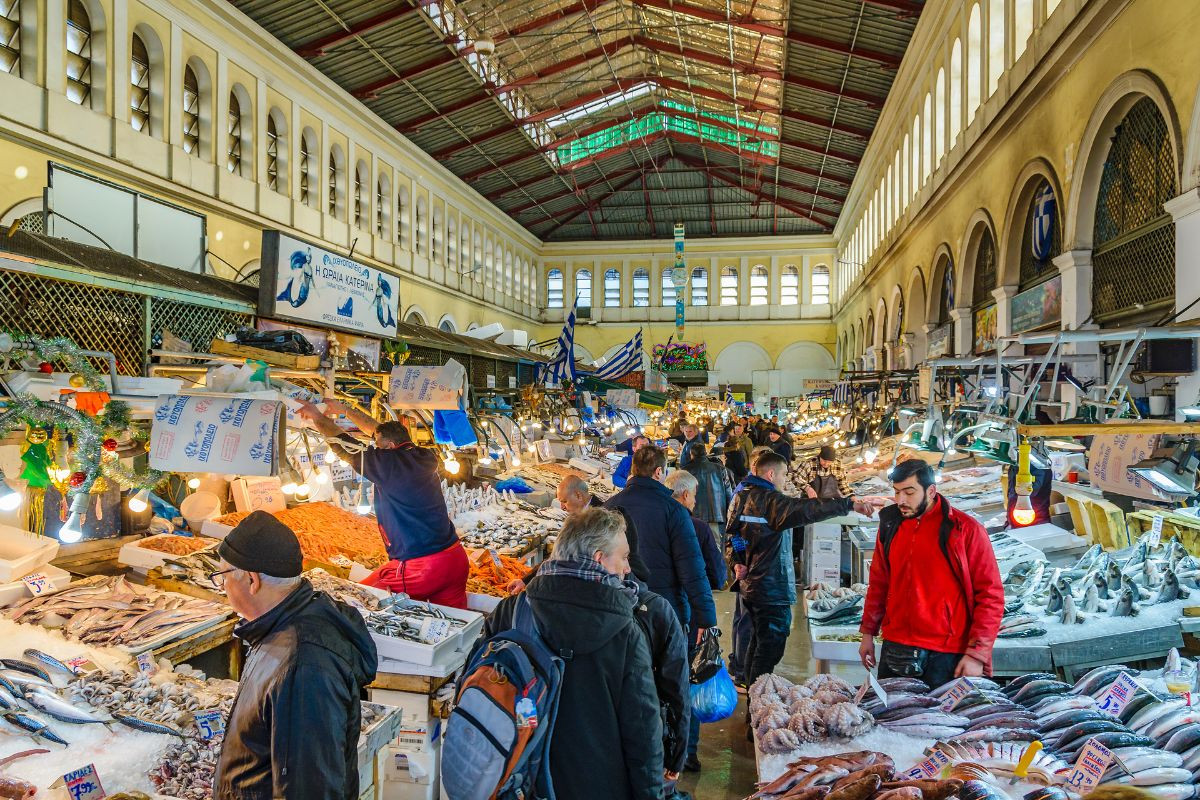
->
[819, 445, 838, 461]
[217, 510, 304, 578]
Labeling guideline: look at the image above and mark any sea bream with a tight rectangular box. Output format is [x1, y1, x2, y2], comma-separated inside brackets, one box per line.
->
[1154, 569, 1190, 603]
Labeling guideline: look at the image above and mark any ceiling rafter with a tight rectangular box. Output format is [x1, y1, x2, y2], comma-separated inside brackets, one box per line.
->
[672, 152, 843, 212]
[785, 30, 901, 67]
[782, 74, 885, 107]
[779, 134, 861, 164]
[627, 0, 784, 37]
[293, 2, 427, 58]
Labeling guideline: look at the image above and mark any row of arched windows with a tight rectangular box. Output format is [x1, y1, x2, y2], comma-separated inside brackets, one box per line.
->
[545, 265, 825, 309]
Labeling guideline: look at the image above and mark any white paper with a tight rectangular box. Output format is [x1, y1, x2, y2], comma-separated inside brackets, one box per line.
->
[938, 678, 975, 711]
[1096, 671, 1143, 717]
[606, 389, 639, 409]
[149, 395, 282, 477]
[389, 360, 466, 410]
[1150, 515, 1164, 547]
[1064, 738, 1114, 792]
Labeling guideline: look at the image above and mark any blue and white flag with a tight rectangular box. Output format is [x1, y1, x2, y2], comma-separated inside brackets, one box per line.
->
[725, 385, 735, 405]
[591, 329, 643, 381]
[1032, 183, 1056, 261]
[538, 297, 579, 385]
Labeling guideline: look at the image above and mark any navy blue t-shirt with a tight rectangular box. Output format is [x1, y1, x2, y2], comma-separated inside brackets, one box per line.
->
[361, 443, 458, 562]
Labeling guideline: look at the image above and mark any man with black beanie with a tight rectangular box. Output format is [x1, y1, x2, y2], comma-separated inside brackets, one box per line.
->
[213, 511, 378, 800]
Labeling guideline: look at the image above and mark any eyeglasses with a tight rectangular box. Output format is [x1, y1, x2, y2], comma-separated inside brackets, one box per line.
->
[209, 568, 237, 587]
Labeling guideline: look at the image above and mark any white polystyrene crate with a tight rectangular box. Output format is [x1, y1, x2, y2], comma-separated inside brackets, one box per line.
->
[0, 524, 59, 583]
[0, 563, 72, 607]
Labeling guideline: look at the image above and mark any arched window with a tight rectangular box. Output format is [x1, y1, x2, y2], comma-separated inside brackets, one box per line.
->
[446, 217, 457, 271]
[549, 267, 567, 309]
[1091, 97, 1177, 322]
[1014, 0, 1034, 58]
[504, 250, 513, 289]
[987, 0, 1005, 97]
[129, 33, 150, 133]
[575, 269, 592, 308]
[901, 133, 910, 209]
[632, 268, 649, 307]
[352, 161, 368, 228]
[375, 175, 390, 239]
[910, 116, 920, 195]
[415, 197, 427, 256]
[299, 128, 316, 207]
[934, 69, 946, 165]
[781, 265, 799, 305]
[922, 94, 932, 182]
[603, 268, 621, 306]
[719, 266, 739, 305]
[433, 210, 443, 262]
[662, 268, 677, 306]
[812, 265, 831, 305]
[949, 39, 963, 144]
[266, 110, 287, 193]
[749, 266, 768, 305]
[182, 65, 201, 155]
[327, 146, 344, 219]
[66, 0, 94, 106]
[0, 0, 20, 76]
[460, 225, 470, 271]
[967, 4, 982, 120]
[472, 231, 482, 275]
[396, 186, 409, 247]
[227, 89, 247, 176]
[937, 256, 955, 325]
[691, 267, 708, 306]
[439, 318, 456, 333]
[972, 228, 997, 308]
[1019, 180, 1061, 291]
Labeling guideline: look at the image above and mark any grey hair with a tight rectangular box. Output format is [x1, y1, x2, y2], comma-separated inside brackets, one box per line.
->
[235, 570, 302, 589]
[558, 474, 589, 497]
[663, 469, 698, 498]
[551, 508, 626, 562]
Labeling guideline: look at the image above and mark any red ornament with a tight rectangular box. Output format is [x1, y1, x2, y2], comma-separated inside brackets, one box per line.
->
[68, 471, 86, 489]
[38, 362, 53, 374]
[102, 438, 118, 452]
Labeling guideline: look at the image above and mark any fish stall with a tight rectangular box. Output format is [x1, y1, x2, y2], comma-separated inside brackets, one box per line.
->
[749, 651, 1200, 800]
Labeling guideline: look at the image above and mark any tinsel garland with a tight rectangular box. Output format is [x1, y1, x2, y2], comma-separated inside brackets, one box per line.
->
[21, 336, 104, 391]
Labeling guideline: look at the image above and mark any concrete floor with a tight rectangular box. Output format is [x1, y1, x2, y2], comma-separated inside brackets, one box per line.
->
[677, 589, 821, 800]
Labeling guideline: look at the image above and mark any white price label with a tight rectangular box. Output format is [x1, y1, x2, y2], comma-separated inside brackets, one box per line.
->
[1064, 738, 1114, 792]
[56, 764, 106, 800]
[901, 748, 951, 779]
[136, 653, 156, 674]
[1149, 515, 1164, 547]
[65, 656, 99, 675]
[938, 678, 976, 711]
[195, 710, 226, 740]
[1096, 672, 1142, 717]
[419, 618, 452, 644]
[21, 572, 50, 596]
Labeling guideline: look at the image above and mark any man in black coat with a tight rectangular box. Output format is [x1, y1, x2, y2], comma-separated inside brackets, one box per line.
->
[726, 451, 882, 686]
[679, 442, 734, 542]
[213, 511, 378, 800]
[606, 446, 717, 637]
[483, 509, 665, 800]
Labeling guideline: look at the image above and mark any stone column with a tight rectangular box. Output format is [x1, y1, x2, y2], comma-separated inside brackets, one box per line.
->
[866, 345, 882, 371]
[1053, 249, 1098, 418]
[950, 307, 972, 356]
[897, 333, 916, 369]
[1164, 188, 1200, 418]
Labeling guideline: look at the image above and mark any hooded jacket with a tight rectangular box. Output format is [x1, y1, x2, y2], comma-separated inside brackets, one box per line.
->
[681, 450, 734, 526]
[630, 579, 690, 774]
[606, 476, 718, 629]
[214, 580, 378, 800]
[484, 574, 665, 800]
[726, 476, 852, 605]
[689, 513, 727, 591]
[860, 498, 1005, 674]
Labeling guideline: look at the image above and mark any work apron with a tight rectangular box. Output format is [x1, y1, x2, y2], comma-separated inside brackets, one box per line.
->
[813, 472, 842, 500]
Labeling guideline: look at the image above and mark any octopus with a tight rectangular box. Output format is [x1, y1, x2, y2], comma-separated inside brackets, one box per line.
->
[822, 702, 875, 739]
[787, 708, 828, 742]
[805, 674, 855, 697]
[749, 694, 784, 718]
[751, 673, 794, 699]
[784, 684, 815, 703]
[755, 708, 792, 739]
[814, 688, 853, 705]
[788, 697, 824, 717]
[760, 727, 803, 754]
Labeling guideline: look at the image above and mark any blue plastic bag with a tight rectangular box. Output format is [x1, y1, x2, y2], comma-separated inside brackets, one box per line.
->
[688, 657, 737, 723]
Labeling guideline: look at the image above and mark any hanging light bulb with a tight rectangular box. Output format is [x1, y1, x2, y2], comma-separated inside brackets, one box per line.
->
[187, 477, 201, 490]
[324, 449, 338, 464]
[479, 453, 493, 466]
[58, 512, 83, 543]
[863, 448, 878, 465]
[1012, 494, 1036, 526]
[577, 433, 585, 445]
[0, 475, 21, 513]
[127, 488, 150, 514]
[314, 469, 330, 485]
[855, 456, 864, 464]
[443, 454, 461, 475]
[355, 485, 372, 515]
[295, 482, 312, 499]
[279, 465, 301, 496]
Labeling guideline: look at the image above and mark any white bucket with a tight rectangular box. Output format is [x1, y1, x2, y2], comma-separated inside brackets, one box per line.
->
[1148, 395, 1169, 416]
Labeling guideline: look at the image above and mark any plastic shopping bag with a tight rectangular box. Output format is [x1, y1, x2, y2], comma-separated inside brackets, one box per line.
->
[689, 626, 723, 684]
[689, 658, 737, 723]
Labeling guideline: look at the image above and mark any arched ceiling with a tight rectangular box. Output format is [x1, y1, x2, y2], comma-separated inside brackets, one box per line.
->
[230, 0, 924, 240]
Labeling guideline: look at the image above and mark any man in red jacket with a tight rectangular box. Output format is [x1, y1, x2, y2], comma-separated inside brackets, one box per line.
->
[858, 459, 1004, 689]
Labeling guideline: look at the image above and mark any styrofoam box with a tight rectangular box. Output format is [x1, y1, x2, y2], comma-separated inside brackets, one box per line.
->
[368, 689, 434, 727]
[0, 524, 59, 583]
[370, 604, 484, 666]
[0, 563, 72, 607]
[812, 635, 879, 663]
[380, 740, 441, 787]
[118, 535, 219, 573]
[466, 592, 501, 614]
[199, 520, 235, 540]
[2, 371, 182, 399]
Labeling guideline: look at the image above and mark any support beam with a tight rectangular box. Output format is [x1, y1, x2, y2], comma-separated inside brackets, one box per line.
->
[779, 108, 873, 139]
[397, 91, 493, 133]
[777, 160, 851, 188]
[294, 3, 424, 57]
[537, 172, 648, 238]
[785, 31, 902, 68]
[779, 134, 861, 165]
[704, 169, 830, 227]
[628, 0, 783, 37]
[453, 0, 615, 54]
[782, 74, 886, 108]
[632, 34, 781, 78]
[429, 121, 524, 161]
[863, 0, 925, 16]
[673, 152, 844, 211]
[353, 51, 458, 99]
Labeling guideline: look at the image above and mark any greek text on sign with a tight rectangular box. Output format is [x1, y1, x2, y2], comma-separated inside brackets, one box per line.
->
[1149, 515, 1164, 547]
[1096, 672, 1142, 716]
[938, 678, 976, 711]
[57, 764, 106, 800]
[901, 748, 951, 779]
[388, 361, 466, 410]
[605, 389, 639, 409]
[149, 395, 282, 477]
[21, 572, 50, 596]
[1064, 738, 1114, 792]
[196, 710, 227, 740]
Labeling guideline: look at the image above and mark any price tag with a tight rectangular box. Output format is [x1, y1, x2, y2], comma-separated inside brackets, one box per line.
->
[65, 656, 99, 675]
[1096, 672, 1142, 717]
[488, 549, 505, 571]
[1064, 738, 1114, 792]
[136, 653, 156, 674]
[900, 748, 951, 779]
[21, 572, 51, 596]
[419, 617, 452, 644]
[938, 678, 976, 711]
[195, 710, 226, 740]
[1149, 516, 1164, 548]
[53, 764, 106, 800]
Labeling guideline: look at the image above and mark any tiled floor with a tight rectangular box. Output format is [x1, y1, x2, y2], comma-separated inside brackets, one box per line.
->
[678, 590, 818, 800]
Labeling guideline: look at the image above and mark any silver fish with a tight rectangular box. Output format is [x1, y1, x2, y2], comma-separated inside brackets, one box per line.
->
[1131, 785, 1196, 800]
[1146, 707, 1200, 742]
[110, 712, 192, 739]
[0, 659, 49, 682]
[1111, 587, 1140, 617]
[1107, 561, 1124, 593]
[1129, 698, 1188, 734]
[23, 688, 110, 726]
[1155, 570, 1190, 604]
[1060, 593, 1085, 625]
[879, 723, 965, 739]
[882, 711, 970, 728]
[22, 649, 78, 679]
[1109, 747, 1184, 771]
[1093, 572, 1110, 600]
[1082, 582, 1106, 613]
[1113, 767, 1195, 786]
[1047, 581, 1065, 614]
[1144, 558, 1163, 588]
[1, 711, 67, 745]
[0, 670, 56, 694]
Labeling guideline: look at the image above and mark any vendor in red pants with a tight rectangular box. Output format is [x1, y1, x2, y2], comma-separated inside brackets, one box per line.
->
[298, 400, 468, 608]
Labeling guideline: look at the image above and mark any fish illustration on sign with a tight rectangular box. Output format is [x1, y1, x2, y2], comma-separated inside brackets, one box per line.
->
[277, 248, 315, 308]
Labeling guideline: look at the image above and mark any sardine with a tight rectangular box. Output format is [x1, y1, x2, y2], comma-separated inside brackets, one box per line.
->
[1, 711, 67, 745]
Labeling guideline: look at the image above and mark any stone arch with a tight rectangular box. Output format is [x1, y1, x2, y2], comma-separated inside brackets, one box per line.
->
[776, 341, 836, 395]
[437, 314, 457, 333]
[712, 341, 772, 385]
[0, 197, 42, 227]
[905, 266, 929, 365]
[999, 158, 1064, 286]
[873, 297, 888, 350]
[131, 22, 166, 139]
[1065, 69, 1183, 251]
[403, 305, 428, 326]
[928, 243, 956, 325]
[856, 319, 865, 357]
[572, 343, 593, 363]
[957, 208, 998, 307]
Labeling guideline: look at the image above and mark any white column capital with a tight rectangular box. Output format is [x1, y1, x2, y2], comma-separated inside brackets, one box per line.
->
[1052, 248, 1092, 275]
[1164, 187, 1200, 221]
[991, 283, 1019, 303]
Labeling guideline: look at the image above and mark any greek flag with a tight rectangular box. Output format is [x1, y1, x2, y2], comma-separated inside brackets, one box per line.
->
[591, 329, 643, 380]
[1032, 183, 1056, 261]
[538, 297, 579, 385]
[725, 386, 735, 405]
[833, 381, 851, 406]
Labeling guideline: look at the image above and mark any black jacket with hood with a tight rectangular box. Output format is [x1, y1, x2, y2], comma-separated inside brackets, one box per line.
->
[483, 574, 664, 800]
[214, 580, 378, 800]
[630, 579, 690, 774]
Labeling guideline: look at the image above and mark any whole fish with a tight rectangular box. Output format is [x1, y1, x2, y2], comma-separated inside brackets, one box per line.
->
[1122, 573, 1151, 601]
[1131, 785, 1197, 800]
[1073, 543, 1103, 571]
[879, 723, 966, 739]
[110, 712, 192, 739]
[0, 687, 21, 710]
[0, 670, 55, 694]
[1031, 694, 1098, 716]
[1072, 664, 1132, 697]
[1161, 724, 1200, 755]
[950, 727, 1041, 744]
[1112, 767, 1195, 786]
[1012, 679, 1072, 706]
[22, 649, 78, 679]
[1093, 572, 1110, 600]
[1059, 732, 1155, 762]
[1000, 613, 1040, 630]
[1147, 708, 1200, 742]
[877, 780, 963, 800]
[1082, 583, 1106, 613]
[876, 678, 930, 694]
[1059, 593, 1085, 625]
[968, 710, 1039, 730]
[1038, 708, 1111, 734]
[1004, 673, 1059, 696]
[1144, 558, 1162, 588]
[825, 775, 880, 800]
[1047, 581, 1065, 614]
[1126, 539, 1149, 569]
[0, 659, 50, 683]
[1155, 570, 1190, 603]
[998, 626, 1047, 639]
[881, 711, 970, 728]
[1051, 719, 1133, 753]
[1107, 561, 1124, 593]
[1129, 698, 1188, 734]
[1, 711, 67, 745]
[1120, 691, 1168, 724]
[1111, 587, 1140, 617]
[23, 688, 110, 726]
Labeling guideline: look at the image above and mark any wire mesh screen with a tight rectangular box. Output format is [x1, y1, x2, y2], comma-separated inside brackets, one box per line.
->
[404, 345, 446, 367]
[972, 228, 997, 308]
[495, 360, 515, 389]
[0, 269, 144, 374]
[1019, 181, 1062, 290]
[469, 356, 494, 389]
[149, 298, 252, 354]
[1092, 97, 1177, 321]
